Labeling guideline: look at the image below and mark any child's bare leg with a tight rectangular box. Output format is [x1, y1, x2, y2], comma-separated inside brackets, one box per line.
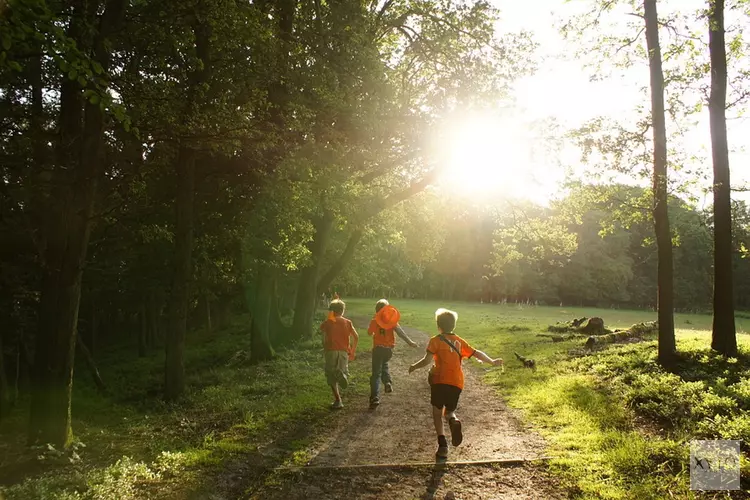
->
[331, 383, 341, 402]
[432, 406, 445, 436]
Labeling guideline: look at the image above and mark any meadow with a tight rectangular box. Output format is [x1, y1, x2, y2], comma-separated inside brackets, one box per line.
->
[2, 301, 748, 499]
[346, 298, 750, 499]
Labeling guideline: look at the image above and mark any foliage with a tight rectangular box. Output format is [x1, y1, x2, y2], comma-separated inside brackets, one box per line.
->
[336, 184, 750, 313]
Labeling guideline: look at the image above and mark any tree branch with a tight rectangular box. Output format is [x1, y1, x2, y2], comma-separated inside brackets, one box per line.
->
[315, 168, 438, 291]
[615, 26, 646, 56]
[317, 229, 364, 294]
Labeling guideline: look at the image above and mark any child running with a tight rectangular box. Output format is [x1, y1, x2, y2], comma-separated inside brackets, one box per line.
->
[320, 299, 358, 409]
[408, 308, 503, 459]
[367, 299, 418, 409]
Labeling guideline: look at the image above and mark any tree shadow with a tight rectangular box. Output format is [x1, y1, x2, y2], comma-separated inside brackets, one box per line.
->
[306, 409, 379, 466]
[670, 347, 750, 386]
[562, 378, 630, 430]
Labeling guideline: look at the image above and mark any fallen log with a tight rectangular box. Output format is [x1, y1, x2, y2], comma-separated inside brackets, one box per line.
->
[537, 334, 581, 342]
[585, 321, 658, 348]
[548, 316, 610, 335]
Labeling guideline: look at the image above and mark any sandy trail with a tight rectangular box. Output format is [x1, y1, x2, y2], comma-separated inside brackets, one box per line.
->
[249, 319, 564, 500]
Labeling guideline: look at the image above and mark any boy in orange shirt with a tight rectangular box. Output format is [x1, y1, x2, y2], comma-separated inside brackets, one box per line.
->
[367, 299, 418, 409]
[409, 308, 503, 459]
[320, 299, 359, 409]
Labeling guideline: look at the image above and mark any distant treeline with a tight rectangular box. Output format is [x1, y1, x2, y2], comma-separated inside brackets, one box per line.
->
[333, 185, 750, 313]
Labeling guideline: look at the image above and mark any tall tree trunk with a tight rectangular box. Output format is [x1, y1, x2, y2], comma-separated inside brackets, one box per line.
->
[708, 0, 738, 357]
[164, 13, 211, 401]
[270, 286, 289, 344]
[644, 0, 676, 366]
[89, 297, 97, 356]
[13, 344, 20, 405]
[139, 302, 148, 357]
[147, 289, 161, 347]
[250, 267, 276, 363]
[28, 0, 126, 449]
[29, 92, 97, 448]
[28, 15, 84, 447]
[17, 339, 31, 401]
[164, 146, 196, 401]
[0, 332, 9, 418]
[204, 294, 212, 333]
[291, 215, 334, 339]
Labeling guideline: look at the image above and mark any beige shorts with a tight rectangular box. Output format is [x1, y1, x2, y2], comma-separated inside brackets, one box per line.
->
[325, 350, 349, 386]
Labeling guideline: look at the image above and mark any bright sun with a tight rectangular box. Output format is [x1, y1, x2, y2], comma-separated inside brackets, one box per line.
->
[437, 112, 540, 200]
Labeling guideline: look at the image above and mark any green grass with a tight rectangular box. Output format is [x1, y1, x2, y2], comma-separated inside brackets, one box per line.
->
[4, 301, 749, 499]
[0, 313, 368, 500]
[346, 298, 750, 499]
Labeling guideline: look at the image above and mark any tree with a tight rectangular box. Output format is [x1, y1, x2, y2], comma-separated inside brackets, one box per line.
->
[283, 0, 534, 338]
[707, 0, 738, 357]
[24, 0, 128, 448]
[644, 0, 676, 366]
[163, 6, 213, 402]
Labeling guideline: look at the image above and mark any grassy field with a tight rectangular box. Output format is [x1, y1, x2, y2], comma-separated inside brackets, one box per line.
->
[2, 301, 748, 499]
[346, 298, 750, 499]
[0, 312, 369, 500]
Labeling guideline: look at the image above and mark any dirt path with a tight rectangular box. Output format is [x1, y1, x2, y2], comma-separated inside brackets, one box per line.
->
[250, 320, 564, 500]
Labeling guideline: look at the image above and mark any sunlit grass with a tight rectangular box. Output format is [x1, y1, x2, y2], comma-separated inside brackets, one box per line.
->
[346, 298, 750, 499]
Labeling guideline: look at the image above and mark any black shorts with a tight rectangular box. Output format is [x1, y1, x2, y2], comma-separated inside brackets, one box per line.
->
[430, 384, 462, 412]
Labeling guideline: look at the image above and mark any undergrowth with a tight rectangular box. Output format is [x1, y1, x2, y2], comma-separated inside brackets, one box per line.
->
[0, 313, 367, 499]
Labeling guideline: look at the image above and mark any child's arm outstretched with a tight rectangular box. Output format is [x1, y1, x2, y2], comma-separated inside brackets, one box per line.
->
[472, 349, 503, 367]
[408, 352, 432, 373]
[395, 324, 419, 348]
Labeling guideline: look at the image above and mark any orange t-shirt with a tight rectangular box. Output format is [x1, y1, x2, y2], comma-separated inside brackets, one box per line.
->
[426, 334, 476, 390]
[368, 318, 396, 348]
[320, 316, 355, 352]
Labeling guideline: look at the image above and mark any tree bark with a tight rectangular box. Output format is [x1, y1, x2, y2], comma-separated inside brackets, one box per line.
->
[644, 0, 676, 367]
[13, 343, 20, 405]
[164, 14, 211, 401]
[250, 267, 276, 363]
[291, 214, 335, 339]
[139, 302, 148, 357]
[29, 0, 125, 446]
[270, 287, 290, 343]
[204, 294, 212, 333]
[147, 289, 159, 347]
[0, 332, 9, 418]
[164, 146, 196, 401]
[708, 0, 738, 357]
